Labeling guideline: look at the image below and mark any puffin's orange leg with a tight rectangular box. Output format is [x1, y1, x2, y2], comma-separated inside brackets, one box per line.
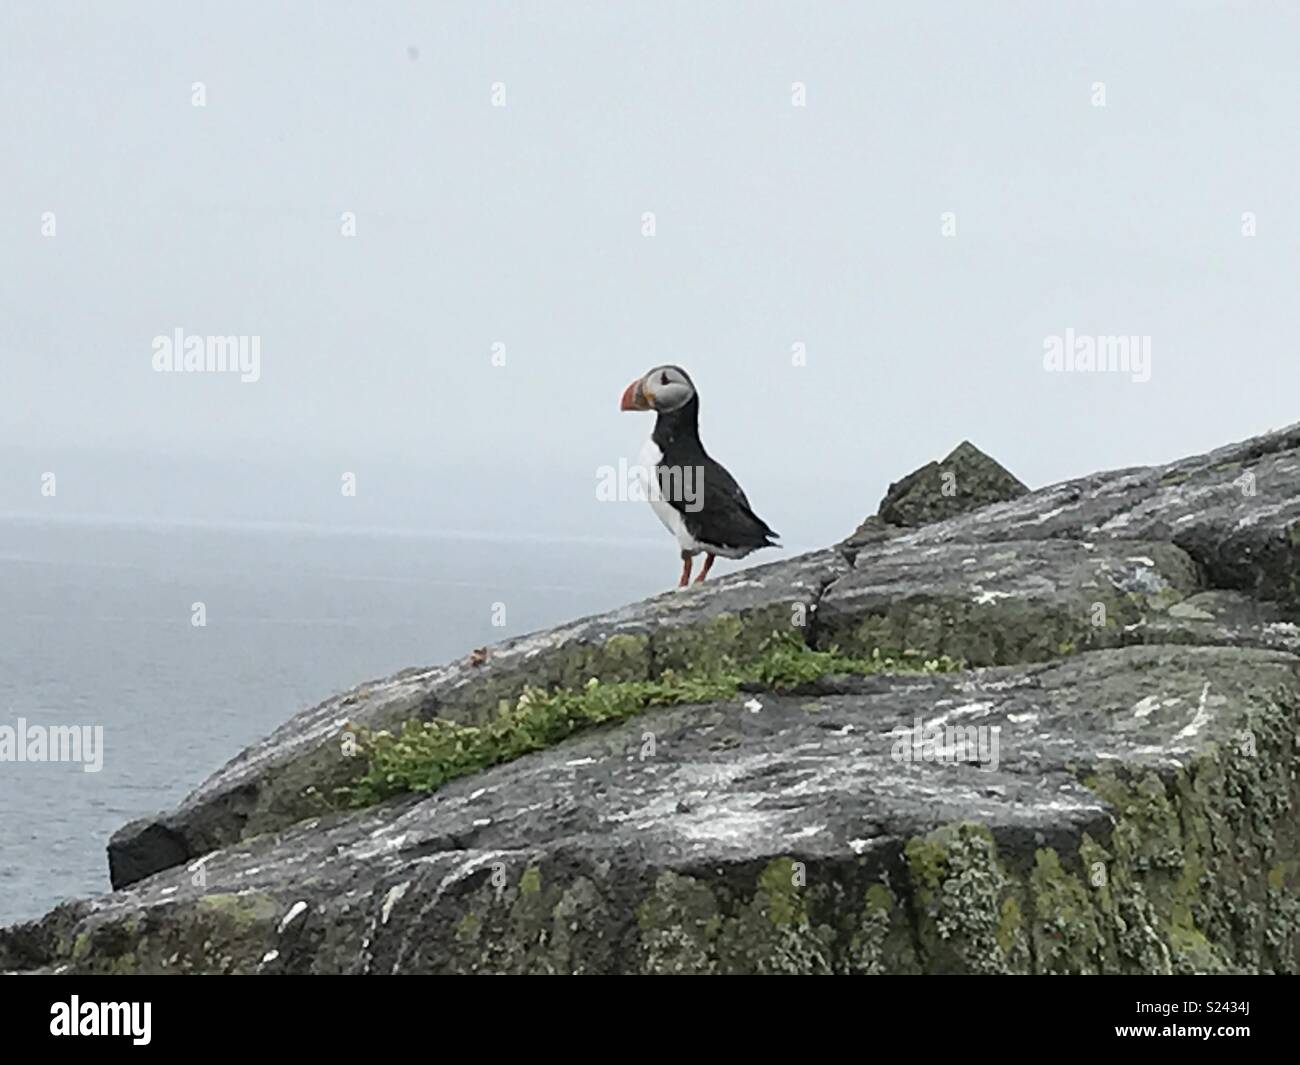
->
[693, 552, 715, 584]
[678, 552, 693, 588]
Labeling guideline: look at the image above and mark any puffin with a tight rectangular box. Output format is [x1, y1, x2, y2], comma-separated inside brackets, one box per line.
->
[620, 365, 780, 587]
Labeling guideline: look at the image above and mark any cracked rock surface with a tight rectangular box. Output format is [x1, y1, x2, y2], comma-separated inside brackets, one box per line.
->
[4, 424, 1300, 974]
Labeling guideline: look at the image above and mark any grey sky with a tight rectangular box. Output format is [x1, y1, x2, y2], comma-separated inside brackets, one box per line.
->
[3, 2, 1298, 549]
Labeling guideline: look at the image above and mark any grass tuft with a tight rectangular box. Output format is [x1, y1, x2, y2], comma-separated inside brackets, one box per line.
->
[343, 631, 962, 808]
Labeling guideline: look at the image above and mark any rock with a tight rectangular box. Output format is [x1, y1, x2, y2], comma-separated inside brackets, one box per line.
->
[816, 539, 1201, 665]
[7, 645, 1298, 974]
[6, 420, 1300, 974]
[907, 425, 1300, 608]
[878, 440, 1029, 528]
[838, 514, 902, 555]
[840, 441, 1028, 554]
[106, 549, 849, 889]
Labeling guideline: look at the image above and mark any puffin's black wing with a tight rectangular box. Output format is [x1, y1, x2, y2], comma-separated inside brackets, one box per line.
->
[665, 454, 779, 553]
[650, 391, 778, 555]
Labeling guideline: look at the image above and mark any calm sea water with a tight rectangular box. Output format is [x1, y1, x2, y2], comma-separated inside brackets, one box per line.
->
[0, 516, 667, 925]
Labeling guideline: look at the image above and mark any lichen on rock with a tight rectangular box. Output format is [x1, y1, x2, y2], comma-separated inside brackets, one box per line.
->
[6, 421, 1300, 975]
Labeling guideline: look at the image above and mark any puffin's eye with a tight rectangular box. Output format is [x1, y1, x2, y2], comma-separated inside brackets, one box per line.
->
[660, 373, 670, 386]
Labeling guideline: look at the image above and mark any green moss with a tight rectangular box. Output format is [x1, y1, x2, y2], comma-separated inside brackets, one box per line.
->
[748, 637, 961, 689]
[996, 896, 1022, 956]
[654, 613, 747, 673]
[63, 918, 144, 974]
[636, 871, 724, 975]
[634, 861, 841, 975]
[842, 880, 919, 974]
[824, 545, 1202, 667]
[431, 866, 615, 975]
[865, 882, 893, 914]
[905, 824, 1026, 973]
[1067, 694, 1300, 976]
[344, 631, 962, 806]
[843, 597, 1119, 667]
[1087, 768, 1184, 873]
[756, 858, 803, 927]
[713, 859, 834, 974]
[554, 633, 651, 688]
[71, 930, 92, 962]
[1030, 847, 1105, 973]
[194, 892, 279, 932]
[455, 911, 482, 944]
[896, 804, 1269, 976]
[60, 893, 281, 975]
[905, 838, 947, 890]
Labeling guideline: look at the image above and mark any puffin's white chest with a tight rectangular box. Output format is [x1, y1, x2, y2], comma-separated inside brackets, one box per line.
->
[637, 438, 702, 554]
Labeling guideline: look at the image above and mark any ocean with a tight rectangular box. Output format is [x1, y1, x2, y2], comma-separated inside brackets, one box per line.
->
[0, 515, 670, 925]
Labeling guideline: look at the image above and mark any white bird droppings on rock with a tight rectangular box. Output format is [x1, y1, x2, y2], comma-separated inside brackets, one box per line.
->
[278, 899, 309, 933]
[1176, 683, 1214, 740]
[1132, 695, 1162, 718]
[380, 883, 410, 925]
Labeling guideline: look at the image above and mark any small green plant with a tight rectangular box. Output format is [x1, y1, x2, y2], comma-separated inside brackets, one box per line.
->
[343, 631, 962, 807]
[746, 632, 960, 688]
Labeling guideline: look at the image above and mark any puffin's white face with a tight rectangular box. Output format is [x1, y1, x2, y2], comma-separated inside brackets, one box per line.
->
[619, 365, 696, 413]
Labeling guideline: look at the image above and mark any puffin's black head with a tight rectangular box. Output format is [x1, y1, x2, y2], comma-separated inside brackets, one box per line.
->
[619, 365, 696, 413]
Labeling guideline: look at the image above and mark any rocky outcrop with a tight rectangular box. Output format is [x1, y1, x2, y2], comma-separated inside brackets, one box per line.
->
[877, 440, 1029, 529]
[841, 440, 1028, 552]
[105, 549, 850, 889]
[5, 425, 1300, 974]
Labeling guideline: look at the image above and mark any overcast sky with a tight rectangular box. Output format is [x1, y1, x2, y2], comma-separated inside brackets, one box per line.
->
[3, 1, 1297, 548]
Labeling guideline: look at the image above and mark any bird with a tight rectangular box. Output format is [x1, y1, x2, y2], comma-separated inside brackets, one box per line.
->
[620, 365, 780, 587]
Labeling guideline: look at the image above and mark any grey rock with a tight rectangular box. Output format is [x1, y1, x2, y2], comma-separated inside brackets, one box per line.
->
[7, 420, 1300, 974]
[107, 548, 848, 889]
[7, 645, 1298, 974]
[1121, 590, 1300, 655]
[840, 441, 1028, 555]
[875, 440, 1029, 528]
[908, 423, 1300, 608]
[817, 539, 1201, 664]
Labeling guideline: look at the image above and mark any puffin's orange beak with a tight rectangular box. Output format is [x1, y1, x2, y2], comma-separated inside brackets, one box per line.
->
[620, 379, 650, 411]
